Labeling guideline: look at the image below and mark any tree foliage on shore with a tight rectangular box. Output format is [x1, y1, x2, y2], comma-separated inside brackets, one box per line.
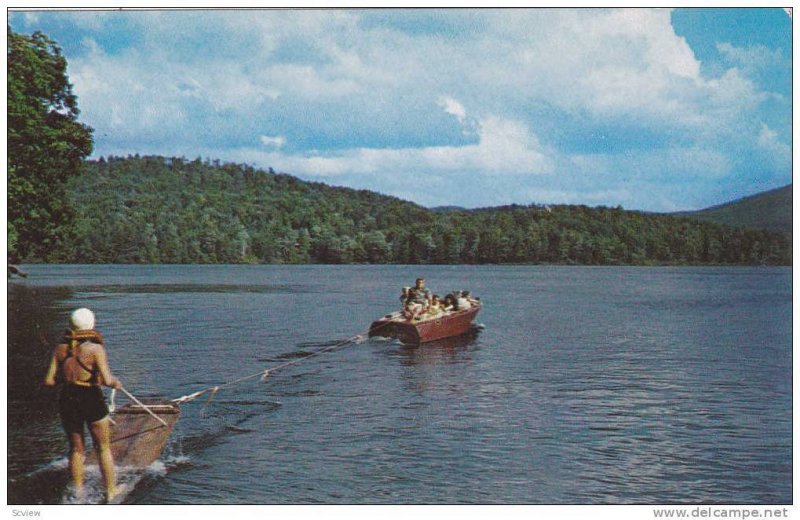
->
[7, 27, 94, 261]
[47, 155, 791, 266]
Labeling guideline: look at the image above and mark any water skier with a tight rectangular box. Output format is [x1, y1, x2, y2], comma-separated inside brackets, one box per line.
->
[44, 308, 123, 503]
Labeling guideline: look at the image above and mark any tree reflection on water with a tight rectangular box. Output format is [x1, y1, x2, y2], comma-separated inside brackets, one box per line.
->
[8, 283, 75, 503]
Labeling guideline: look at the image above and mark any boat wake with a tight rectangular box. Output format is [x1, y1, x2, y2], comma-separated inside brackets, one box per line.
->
[366, 336, 395, 344]
[295, 338, 351, 348]
[22, 456, 69, 476]
[256, 334, 369, 363]
[60, 467, 140, 505]
[9, 452, 192, 505]
[60, 454, 193, 505]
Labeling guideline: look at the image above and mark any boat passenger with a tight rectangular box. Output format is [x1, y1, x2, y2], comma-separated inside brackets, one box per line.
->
[456, 291, 472, 310]
[427, 295, 444, 317]
[404, 277, 432, 319]
[44, 308, 123, 503]
[400, 286, 411, 307]
[462, 290, 479, 305]
[410, 278, 432, 304]
[404, 299, 428, 320]
[442, 294, 456, 312]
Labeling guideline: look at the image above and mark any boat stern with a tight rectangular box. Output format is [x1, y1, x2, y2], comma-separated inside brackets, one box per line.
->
[369, 318, 421, 344]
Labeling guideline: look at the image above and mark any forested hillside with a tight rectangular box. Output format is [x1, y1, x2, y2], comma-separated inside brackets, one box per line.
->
[674, 185, 792, 232]
[50, 155, 790, 265]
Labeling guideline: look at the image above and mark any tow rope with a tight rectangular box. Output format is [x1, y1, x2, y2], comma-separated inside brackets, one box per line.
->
[170, 322, 390, 405]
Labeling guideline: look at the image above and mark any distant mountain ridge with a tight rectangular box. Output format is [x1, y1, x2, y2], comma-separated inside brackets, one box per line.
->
[673, 185, 792, 233]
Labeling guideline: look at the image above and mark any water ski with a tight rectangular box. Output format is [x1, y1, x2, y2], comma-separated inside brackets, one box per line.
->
[86, 399, 180, 469]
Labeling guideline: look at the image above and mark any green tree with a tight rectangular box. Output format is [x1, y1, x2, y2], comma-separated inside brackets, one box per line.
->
[359, 230, 391, 263]
[8, 28, 93, 261]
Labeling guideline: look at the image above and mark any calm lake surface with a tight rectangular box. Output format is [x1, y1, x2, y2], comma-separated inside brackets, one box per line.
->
[7, 265, 792, 504]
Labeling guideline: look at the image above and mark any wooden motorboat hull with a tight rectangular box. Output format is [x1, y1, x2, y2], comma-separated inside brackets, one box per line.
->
[369, 304, 481, 344]
[86, 400, 180, 469]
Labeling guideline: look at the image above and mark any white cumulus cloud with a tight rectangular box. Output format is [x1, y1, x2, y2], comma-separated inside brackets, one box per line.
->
[260, 135, 286, 148]
[225, 113, 553, 179]
[757, 123, 791, 172]
[437, 96, 467, 124]
[19, 7, 788, 210]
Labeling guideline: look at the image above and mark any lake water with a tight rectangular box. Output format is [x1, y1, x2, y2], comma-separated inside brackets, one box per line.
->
[7, 265, 792, 504]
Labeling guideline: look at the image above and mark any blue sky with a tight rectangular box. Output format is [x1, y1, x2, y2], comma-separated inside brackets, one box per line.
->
[8, 8, 792, 211]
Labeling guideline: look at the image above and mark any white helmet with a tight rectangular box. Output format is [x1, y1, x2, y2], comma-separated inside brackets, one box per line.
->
[69, 308, 95, 331]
